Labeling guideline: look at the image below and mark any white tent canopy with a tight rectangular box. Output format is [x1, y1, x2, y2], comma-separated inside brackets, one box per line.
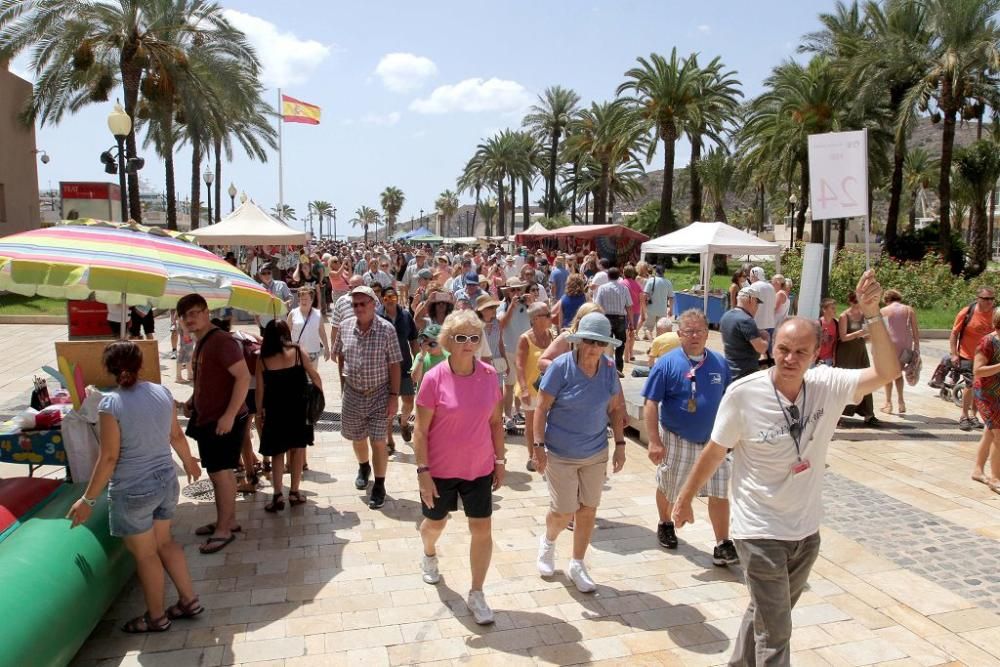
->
[641, 221, 782, 314]
[189, 200, 307, 246]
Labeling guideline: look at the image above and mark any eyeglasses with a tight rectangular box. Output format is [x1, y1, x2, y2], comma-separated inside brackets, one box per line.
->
[580, 338, 608, 347]
[452, 334, 481, 344]
[181, 307, 206, 319]
[534, 312, 552, 319]
[351, 301, 371, 309]
[680, 328, 708, 337]
[979, 296, 995, 301]
[786, 404, 802, 441]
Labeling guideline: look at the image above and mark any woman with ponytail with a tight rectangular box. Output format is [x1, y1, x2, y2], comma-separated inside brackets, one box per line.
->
[67, 341, 203, 634]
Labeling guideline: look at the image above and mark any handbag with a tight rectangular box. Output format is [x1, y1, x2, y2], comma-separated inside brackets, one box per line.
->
[304, 383, 325, 425]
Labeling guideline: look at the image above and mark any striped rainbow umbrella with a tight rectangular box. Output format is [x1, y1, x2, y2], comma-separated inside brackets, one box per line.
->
[0, 220, 285, 315]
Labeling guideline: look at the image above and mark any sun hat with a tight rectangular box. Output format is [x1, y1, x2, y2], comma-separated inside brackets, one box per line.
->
[420, 323, 442, 339]
[350, 285, 378, 302]
[738, 284, 763, 302]
[750, 266, 766, 281]
[417, 268, 433, 280]
[428, 290, 455, 304]
[464, 271, 480, 285]
[504, 277, 526, 289]
[475, 294, 501, 311]
[566, 312, 622, 348]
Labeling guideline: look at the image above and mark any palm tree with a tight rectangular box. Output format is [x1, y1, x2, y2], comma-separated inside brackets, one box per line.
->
[435, 189, 460, 236]
[617, 49, 702, 235]
[955, 140, 1000, 275]
[1, 0, 258, 223]
[523, 85, 581, 218]
[902, 147, 937, 232]
[379, 186, 405, 239]
[510, 130, 543, 230]
[900, 0, 1000, 264]
[477, 199, 498, 237]
[682, 55, 743, 223]
[271, 204, 296, 221]
[457, 154, 487, 234]
[309, 201, 333, 238]
[698, 148, 737, 223]
[351, 206, 378, 243]
[472, 131, 521, 237]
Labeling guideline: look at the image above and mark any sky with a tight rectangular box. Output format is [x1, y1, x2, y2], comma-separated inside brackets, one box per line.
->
[12, 0, 834, 233]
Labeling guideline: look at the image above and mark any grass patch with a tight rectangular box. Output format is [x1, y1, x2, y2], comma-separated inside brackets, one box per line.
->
[0, 294, 66, 316]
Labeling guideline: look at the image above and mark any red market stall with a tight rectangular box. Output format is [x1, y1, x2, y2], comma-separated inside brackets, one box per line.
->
[514, 224, 649, 265]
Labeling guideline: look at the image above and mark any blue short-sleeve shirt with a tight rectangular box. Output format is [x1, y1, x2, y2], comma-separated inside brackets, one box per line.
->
[540, 351, 622, 459]
[641, 347, 730, 443]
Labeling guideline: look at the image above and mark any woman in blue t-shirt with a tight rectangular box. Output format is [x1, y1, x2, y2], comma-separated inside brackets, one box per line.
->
[553, 273, 588, 331]
[67, 342, 203, 634]
[531, 313, 627, 593]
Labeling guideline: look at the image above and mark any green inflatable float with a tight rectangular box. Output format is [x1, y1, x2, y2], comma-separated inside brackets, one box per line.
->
[0, 482, 133, 667]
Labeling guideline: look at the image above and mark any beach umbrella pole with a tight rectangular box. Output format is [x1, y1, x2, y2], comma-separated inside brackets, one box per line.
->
[119, 294, 128, 341]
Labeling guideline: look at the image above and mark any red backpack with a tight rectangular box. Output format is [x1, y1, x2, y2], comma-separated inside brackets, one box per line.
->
[235, 334, 261, 375]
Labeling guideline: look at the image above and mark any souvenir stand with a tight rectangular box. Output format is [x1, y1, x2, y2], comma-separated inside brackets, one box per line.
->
[515, 223, 649, 265]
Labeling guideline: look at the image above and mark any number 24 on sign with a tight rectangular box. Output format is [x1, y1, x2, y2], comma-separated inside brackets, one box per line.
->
[816, 176, 860, 211]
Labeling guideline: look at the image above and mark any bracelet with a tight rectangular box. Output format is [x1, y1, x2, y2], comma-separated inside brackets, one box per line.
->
[532, 442, 545, 448]
[80, 495, 96, 508]
[388, 392, 399, 397]
[863, 313, 884, 326]
[614, 441, 626, 447]
[495, 458, 507, 465]
[416, 465, 430, 474]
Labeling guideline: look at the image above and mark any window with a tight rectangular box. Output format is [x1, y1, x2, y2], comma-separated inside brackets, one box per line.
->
[0, 183, 6, 222]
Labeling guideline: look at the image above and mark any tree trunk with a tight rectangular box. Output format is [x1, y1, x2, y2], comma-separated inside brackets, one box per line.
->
[990, 188, 997, 260]
[509, 175, 516, 230]
[522, 178, 530, 230]
[120, 57, 143, 223]
[970, 199, 989, 276]
[714, 200, 727, 224]
[472, 186, 480, 234]
[938, 80, 956, 264]
[758, 184, 765, 233]
[165, 153, 177, 231]
[584, 191, 590, 224]
[571, 161, 579, 222]
[497, 179, 506, 237]
[595, 160, 611, 224]
[837, 218, 847, 253]
[799, 160, 813, 241]
[214, 136, 222, 223]
[547, 130, 561, 218]
[190, 134, 201, 229]
[689, 133, 703, 223]
[885, 131, 906, 249]
[658, 126, 677, 236]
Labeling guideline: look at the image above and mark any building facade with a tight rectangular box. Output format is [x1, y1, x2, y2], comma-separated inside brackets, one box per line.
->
[0, 61, 41, 234]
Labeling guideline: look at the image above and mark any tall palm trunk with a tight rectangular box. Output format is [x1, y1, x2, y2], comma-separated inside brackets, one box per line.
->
[497, 179, 506, 237]
[658, 125, 678, 235]
[522, 178, 530, 230]
[938, 80, 957, 263]
[165, 153, 177, 231]
[509, 175, 516, 230]
[214, 136, 222, 223]
[689, 133, 703, 223]
[571, 161, 579, 222]
[595, 160, 611, 224]
[471, 185, 481, 234]
[584, 191, 590, 224]
[885, 133, 906, 250]
[547, 129, 561, 217]
[990, 188, 997, 259]
[837, 218, 847, 253]
[801, 159, 815, 241]
[758, 184, 766, 233]
[120, 58, 143, 222]
[190, 134, 202, 229]
[970, 195, 989, 275]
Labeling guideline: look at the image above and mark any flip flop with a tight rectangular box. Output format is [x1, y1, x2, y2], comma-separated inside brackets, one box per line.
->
[199, 534, 236, 554]
[988, 480, 1000, 495]
[972, 472, 990, 485]
[195, 523, 242, 536]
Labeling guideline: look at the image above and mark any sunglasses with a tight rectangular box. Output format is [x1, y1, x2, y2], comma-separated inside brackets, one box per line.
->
[351, 301, 371, 308]
[786, 404, 802, 441]
[979, 296, 995, 301]
[580, 338, 608, 347]
[424, 340, 439, 348]
[452, 334, 481, 344]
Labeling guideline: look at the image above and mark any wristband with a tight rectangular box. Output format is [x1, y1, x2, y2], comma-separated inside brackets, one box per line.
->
[863, 313, 884, 326]
[533, 442, 545, 448]
[389, 392, 398, 397]
[494, 458, 507, 465]
[614, 441, 626, 447]
[81, 495, 97, 507]
[416, 465, 430, 474]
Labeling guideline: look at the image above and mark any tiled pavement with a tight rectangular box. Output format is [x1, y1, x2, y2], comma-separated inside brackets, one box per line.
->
[2, 322, 1000, 666]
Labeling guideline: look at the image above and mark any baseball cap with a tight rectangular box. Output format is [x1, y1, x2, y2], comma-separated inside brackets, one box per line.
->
[351, 285, 378, 302]
[738, 284, 763, 303]
[420, 323, 442, 339]
[417, 268, 433, 280]
[464, 271, 480, 285]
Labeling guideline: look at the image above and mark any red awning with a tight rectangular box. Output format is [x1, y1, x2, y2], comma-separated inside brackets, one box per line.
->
[515, 224, 648, 244]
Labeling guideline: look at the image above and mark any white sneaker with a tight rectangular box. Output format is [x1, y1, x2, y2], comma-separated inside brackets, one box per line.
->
[504, 417, 516, 430]
[568, 559, 596, 593]
[466, 590, 495, 625]
[421, 554, 441, 584]
[537, 535, 556, 576]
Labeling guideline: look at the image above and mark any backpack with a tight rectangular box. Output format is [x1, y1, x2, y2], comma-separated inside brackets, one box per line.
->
[236, 334, 261, 375]
[955, 301, 978, 348]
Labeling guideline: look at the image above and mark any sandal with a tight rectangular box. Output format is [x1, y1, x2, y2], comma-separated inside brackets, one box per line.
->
[880, 403, 893, 414]
[989, 480, 1000, 496]
[166, 596, 204, 620]
[265, 492, 285, 513]
[122, 612, 171, 634]
[262, 460, 272, 474]
[288, 491, 306, 507]
[898, 402, 906, 414]
[237, 474, 259, 494]
[195, 523, 241, 537]
[199, 534, 236, 554]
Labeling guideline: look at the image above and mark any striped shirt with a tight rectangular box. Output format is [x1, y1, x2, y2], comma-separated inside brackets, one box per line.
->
[332, 316, 402, 391]
[329, 294, 355, 329]
[595, 280, 633, 316]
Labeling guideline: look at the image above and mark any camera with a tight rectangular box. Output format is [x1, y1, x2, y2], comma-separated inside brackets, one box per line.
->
[517, 295, 526, 304]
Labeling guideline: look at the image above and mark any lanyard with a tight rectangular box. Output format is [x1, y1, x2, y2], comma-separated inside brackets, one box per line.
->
[686, 354, 707, 404]
[772, 379, 807, 461]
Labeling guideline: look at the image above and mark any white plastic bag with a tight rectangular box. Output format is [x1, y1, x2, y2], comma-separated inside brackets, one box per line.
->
[61, 410, 100, 482]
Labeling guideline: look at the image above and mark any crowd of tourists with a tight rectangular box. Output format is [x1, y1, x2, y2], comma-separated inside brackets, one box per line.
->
[66, 236, 998, 663]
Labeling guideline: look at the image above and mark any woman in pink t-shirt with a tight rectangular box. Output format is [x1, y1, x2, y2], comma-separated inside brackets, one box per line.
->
[413, 310, 504, 625]
[621, 264, 645, 362]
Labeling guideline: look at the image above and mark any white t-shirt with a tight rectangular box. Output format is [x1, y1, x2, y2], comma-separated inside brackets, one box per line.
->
[710, 364, 861, 541]
[753, 280, 777, 330]
[289, 307, 323, 355]
[591, 271, 609, 289]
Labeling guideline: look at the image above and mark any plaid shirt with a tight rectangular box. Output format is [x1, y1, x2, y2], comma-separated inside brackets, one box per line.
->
[595, 280, 633, 316]
[332, 315, 402, 391]
[330, 293, 354, 329]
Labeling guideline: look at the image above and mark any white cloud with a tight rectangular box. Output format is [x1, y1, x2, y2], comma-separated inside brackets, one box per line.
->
[410, 78, 533, 114]
[361, 111, 401, 126]
[697, 24, 711, 34]
[374, 53, 438, 93]
[223, 10, 331, 88]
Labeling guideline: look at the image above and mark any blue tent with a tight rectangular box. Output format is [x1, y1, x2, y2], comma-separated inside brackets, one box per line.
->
[399, 226, 434, 240]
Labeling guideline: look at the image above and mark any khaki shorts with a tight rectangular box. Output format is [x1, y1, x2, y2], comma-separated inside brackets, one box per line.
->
[545, 449, 609, 514]
[503, 350, 517, 386]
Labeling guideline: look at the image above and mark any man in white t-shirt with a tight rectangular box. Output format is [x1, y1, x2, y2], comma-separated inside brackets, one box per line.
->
[671, 270, 899, 667]
[749, 266, 776, 363]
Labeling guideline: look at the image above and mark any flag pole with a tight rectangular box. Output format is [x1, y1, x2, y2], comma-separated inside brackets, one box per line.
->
[277, 87, 284, 221]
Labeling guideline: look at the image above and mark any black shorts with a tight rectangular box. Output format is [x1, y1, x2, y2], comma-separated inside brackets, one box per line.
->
[195, 413, 249, 473]
[129, 309, 155, 336]
[422, 473, 494, 521]
[245, 389, 256, 414]
[108, 320, 122, 338]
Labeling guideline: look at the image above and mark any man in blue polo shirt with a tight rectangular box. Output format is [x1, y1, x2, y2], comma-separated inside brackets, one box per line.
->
[641, 309, 737, 567]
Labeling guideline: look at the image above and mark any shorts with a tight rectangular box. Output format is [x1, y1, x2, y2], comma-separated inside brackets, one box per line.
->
[630, 313, 641, 329]
[177, 342, 194, 364]
[545, 449, 609, 514]
[129, 309, 155, 336]
[655, 427, 730, 501]
[342, 384, 389, 441]
[503, 351, 517, 386]
[643, 315, 662, 332]
[307, 351, 321, 364]
[245, 388, 256, 414]
[108, 467, 179, 537]
[422, 473, 494, 520]
[108, 320, 122, 338]
[195, 413, 249, 473]
[400, 375, 416, 398]
[519, 391, 540, 411]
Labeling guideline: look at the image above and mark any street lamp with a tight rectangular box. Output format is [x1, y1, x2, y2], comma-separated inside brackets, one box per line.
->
[107, 103, 132, 222]
[204, 169, 215, 226]
[788, 193, 798, 248]
[228, 182, 237, 212]
[239, 191, 248, 205]
[332, 207, 337, 242]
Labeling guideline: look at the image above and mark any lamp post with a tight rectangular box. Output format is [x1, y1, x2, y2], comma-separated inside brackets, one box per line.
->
[788, 193, 798, 249]
[204, 169, 215, 226]
[107, 103, 131, 222]
[228, 183, 237, 212]
[332, 207, 337, 242]
[240, 191, 248, 205]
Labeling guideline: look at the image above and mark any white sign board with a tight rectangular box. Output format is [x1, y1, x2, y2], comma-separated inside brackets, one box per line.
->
[797, 243, 825, 320]
[807, 130, 868, 221]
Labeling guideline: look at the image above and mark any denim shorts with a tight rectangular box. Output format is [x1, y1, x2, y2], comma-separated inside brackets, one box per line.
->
[108, 467, 180, 537]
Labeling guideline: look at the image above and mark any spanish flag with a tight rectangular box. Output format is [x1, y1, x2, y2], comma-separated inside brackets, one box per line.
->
[281, 94, 321, 125]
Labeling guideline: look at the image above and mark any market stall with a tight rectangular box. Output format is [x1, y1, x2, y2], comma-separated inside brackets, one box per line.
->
[515, 223, 649, 265]
[188, 199, 307, 246]
[641, 221, 782, 325]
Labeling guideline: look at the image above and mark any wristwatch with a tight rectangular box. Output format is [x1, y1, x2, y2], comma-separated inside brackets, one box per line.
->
[416, 465, 430, 474]
[863, 313, 884, 326]
[494, 458, 507, 465]
[80, 495, 97, 507]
